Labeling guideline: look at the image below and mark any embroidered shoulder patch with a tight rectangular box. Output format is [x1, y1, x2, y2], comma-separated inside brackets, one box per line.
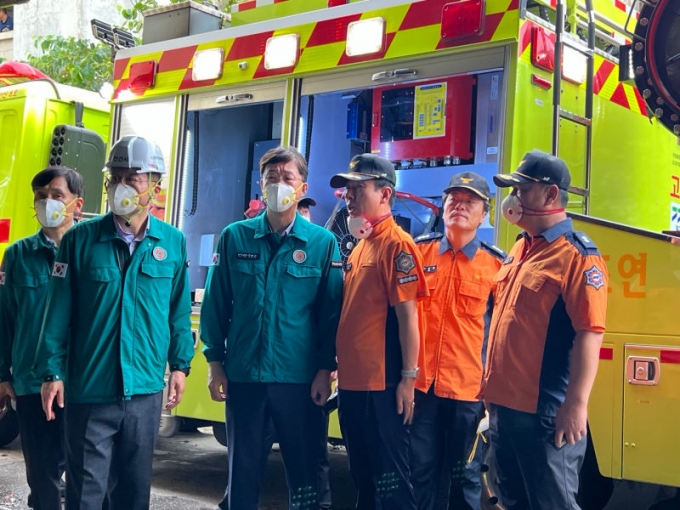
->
[52, 262, 68, 278]
[395, 251, 416, 275]
[503, 255, 514, 265]
[584, 265, 604, 290]
[0, 271, 5, 285]
[211, 253, 220, 266]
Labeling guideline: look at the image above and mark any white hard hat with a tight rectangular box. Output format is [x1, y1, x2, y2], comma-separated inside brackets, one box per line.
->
[104, 135, 166, 175]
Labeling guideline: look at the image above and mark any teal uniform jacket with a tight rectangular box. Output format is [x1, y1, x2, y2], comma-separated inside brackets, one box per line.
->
[0, 232, 57, 396]
[200, 212, 343, 384]
[33, 212, 194, 404]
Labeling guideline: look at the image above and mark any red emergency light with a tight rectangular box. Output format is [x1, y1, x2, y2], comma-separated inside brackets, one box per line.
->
[129, 60, 157, 93]
[0, 219, 10, 243]
[531, 26, 555, 73]
[441, 0, 485, 40]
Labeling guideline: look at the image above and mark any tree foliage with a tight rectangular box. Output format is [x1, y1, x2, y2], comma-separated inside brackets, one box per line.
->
[25, 36, 112, 92]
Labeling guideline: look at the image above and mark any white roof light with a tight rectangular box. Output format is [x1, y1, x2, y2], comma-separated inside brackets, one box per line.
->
[264, 34, 300, 70]
[192, 48, 224, 82]
[346, 17, 385, 57]
[562, 46, 587, 85]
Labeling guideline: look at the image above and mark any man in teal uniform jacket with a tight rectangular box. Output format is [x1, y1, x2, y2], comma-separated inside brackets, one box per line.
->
[34, 136, 194, 510]
[0, 165, 83, 510]
[201, 146, 343, 510]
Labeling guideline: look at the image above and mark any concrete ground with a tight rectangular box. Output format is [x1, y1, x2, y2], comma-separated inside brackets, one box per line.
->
[0, 428, 357, 510]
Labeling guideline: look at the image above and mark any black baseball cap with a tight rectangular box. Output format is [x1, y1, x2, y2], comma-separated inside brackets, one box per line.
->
[444, 171, 491, 201]
[494, 150, 571, 191]
[298, 197, 316, 208]
[330, 154, 397, 188]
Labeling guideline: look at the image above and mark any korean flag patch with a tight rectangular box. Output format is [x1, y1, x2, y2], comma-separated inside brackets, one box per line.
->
[212, 253, 220, 266]
[52, 262, 68, 278]
[584, 265, 604, 290]
[0, 271, 5, 285]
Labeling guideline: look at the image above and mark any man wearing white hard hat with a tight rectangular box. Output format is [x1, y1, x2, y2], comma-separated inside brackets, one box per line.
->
[34, 135, 194, 509]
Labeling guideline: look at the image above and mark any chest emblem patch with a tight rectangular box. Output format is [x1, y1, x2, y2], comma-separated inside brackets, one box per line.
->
[293, 250, 307, 263]
[52, 262, 68, 278]
[152, 247, 167, 261]
[395, 251, 416, 274]
[584, 265, 604, 290]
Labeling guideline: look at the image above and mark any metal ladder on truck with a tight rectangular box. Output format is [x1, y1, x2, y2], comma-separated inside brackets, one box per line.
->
[552, 0, 596, 213]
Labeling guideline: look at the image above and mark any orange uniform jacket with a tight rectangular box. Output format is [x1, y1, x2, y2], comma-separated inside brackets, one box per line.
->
[336, 216, 428, 391]
[483, 219, 608, 416]
[415, 234, 504, 401]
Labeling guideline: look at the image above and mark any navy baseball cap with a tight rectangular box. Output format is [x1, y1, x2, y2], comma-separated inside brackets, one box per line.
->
[494, 150, 571, 191]
[444, 171, 491, 201]
[298, 197, 316, 208]
[330, 154, 397, 188]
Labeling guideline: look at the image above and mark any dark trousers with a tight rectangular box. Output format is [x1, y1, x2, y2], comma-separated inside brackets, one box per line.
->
[263, 416, 332, 509]
[16, 393, 65, 510]
[487, 404, 586, 510]
[409, 388, 484, 510]
[64, 392, 162, 510]
[338, 388, 416, 510]
[221, 382, 327, 510]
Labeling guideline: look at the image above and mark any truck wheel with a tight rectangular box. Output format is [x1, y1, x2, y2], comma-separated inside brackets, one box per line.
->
[212, 421, 227, 447]
[158, 413, 180, 438]
[0, 403, 19, 447]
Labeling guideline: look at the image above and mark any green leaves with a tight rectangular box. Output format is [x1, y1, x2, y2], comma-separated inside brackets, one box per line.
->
[25, 35, 113, 92]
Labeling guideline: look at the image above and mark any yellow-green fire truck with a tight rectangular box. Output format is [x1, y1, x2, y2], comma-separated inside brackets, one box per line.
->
[109, 0, 680, 507]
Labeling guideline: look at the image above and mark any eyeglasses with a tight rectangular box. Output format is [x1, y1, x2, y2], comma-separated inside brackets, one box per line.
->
[105, 173, 148, 187]
[263, 171, 300, 186]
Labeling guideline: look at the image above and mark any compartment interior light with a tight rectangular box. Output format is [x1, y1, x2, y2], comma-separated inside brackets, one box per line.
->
[345, 17, 385, 57]
[264, 34, 300, 70]
[192, 48, 224, 82]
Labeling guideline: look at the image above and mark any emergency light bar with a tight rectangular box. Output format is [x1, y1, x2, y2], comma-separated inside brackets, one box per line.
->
[113, 28, 135, 49]
[346, 17, 385, 57]
[264, 34, 300, 70]
[91, 19, 115, 47]
[91, 19, 135, 50]
[192, 48, 224, 81]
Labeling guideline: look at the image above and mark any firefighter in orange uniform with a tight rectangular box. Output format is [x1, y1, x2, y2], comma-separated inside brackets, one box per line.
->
[484, 150, 608, 509]
[409, 171, 504, 510]
[331, 154, 427, 510]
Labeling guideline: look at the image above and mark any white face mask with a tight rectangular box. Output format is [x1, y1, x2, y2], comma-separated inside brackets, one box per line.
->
[35, 198, 73, 228]
[347, 216, 373, 239]
[501, 194, 523, 225]
[263, 183, 301, 213]
[107, 183, 140, 216]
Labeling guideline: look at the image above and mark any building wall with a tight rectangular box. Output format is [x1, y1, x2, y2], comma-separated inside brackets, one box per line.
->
[0, 31, 12, 61]
[12, 0, 129, 60]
